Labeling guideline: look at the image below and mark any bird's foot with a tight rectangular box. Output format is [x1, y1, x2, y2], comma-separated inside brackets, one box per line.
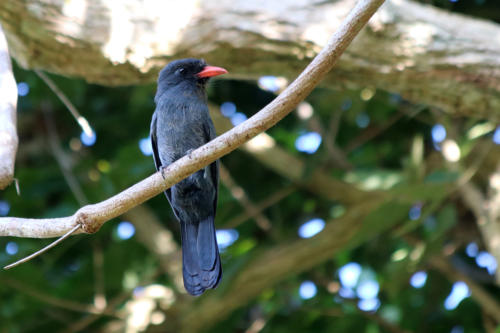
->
[159, 165, 168, 180]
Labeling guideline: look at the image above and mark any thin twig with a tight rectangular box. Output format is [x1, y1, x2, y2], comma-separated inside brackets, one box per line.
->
[309, 115, 352, 169]
[2, 277, 119, 317]
[43, 104, 109, 308]
[42, 104, 88, 205]
[430, 256, 500, 321]
[3, 106, 94, 269]
[345, 110, 405, 153]
[35, 70, 93, 137]
[224, 185, 295, 228]
[92, 241, 107, 310]
[219, 163, 272, 231]
[4, 224, 81, 269]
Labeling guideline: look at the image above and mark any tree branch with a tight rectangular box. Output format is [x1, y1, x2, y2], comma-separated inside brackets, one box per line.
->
[219, 163, 272, 231]
[1, 0, 499, 117]
[209, 106, 372, 204]
[0, 22, 18, 189]
[0, 0, 385, 240]
[430, 256, 500, 321]
[1, 277, 119, 317]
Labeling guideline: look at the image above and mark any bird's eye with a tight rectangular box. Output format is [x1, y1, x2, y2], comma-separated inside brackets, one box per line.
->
[176, 68, 185, 75]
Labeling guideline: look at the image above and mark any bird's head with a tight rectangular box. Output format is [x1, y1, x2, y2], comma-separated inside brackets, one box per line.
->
[156, 58, 227, 100]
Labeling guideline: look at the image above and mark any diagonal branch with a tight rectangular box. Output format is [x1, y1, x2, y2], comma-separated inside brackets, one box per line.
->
[219, 163, 272, 231]
[0, 0, 385, 241]
[1, 277, 119, 317]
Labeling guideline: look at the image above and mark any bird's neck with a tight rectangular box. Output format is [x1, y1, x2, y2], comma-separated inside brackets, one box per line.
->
[155, 82, 206, 105]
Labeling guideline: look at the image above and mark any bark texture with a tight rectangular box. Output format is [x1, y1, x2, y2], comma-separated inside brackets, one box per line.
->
[0, 0, 499, 118]
[0, 22, 17, 189]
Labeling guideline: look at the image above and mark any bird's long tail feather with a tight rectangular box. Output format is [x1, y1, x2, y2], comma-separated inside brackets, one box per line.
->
[180, 217, 222, 296]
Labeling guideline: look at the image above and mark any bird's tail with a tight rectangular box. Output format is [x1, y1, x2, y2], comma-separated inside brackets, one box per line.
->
[180, 216, 222, 296]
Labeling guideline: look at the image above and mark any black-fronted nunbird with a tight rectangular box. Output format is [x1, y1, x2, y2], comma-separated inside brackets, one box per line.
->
[150, 58, 227, 296]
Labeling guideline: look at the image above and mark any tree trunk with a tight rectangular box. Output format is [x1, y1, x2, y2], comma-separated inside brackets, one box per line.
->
[0, 0, 499, 117]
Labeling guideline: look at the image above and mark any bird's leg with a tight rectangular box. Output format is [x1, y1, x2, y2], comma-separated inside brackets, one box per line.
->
[183, 148, 211, 184]
[159, 165, 168, 180]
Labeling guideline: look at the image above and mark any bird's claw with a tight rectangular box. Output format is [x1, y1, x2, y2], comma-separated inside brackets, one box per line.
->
[159, 165, 168, 180]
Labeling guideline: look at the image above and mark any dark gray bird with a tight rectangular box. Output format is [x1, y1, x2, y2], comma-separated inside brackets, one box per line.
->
[150, 58, 227, 296]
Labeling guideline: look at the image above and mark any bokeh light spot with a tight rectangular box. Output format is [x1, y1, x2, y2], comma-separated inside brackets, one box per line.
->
[410, 271, 427, 288]
[139, 137, 153, 156]
[17, 82, 30, 96]
[230, 112, 247, 126]
[298, 218, 325, 238]
[80, 130, 97, 146]
[355, 113, 370, 128]
[295, 132, 322, 154]
[356, 280, 379, 299]
[0, 200, 10, 216]
[220, 102, 236, 117]
[475, 251, 497, 275]
[466, 242, 478, 257]
[216, 229, 239, 249]
[117, 221, 135, 240]
[444, 281, 470, 310]
[493, 126, 500, 144]
[5, 242, 18, 255]
[338, 262, 361, 289]
[358, 298, 381, 312]
[431, 124, 446, 143]
[299, 281, 317, 300]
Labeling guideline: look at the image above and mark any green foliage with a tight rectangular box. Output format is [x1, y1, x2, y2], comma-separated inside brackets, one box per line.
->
[2, 2, 500, 331]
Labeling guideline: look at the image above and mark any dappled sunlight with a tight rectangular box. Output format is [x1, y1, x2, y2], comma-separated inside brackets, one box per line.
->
[0, 200, 9, 216]
[299, 281, 317, 300]
[125, 284, 175, 331]
[117, 221, 135, 240]
[295, 132, 322, 154]
[17, 82, 29, 96]
[338, 262, 361, 289]
[395, 22, 437, 57]
[80, 128, 96, 146]
[244, 133, 276, 153]
[410, 271, 427, 288]
[153, 229, 178, 255]
[102, 0, 199, 67]
[391, 248, 408, 262]
[344, 170, 402, 191]
[139, 137, 153, 156]
[5, 241, 18, 256]
[296, 102, 313, 120]
[216, 229, 239, 250]
[258, 76, 288, 93]
[444, 281, 470, 310]
[442, 139, 460, 162]
[298, 218, 325, 238]
[57, 0, 88, 37]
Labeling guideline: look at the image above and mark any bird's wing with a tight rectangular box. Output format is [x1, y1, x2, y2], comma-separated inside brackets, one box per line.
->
[150, 111, 162, 171]
[150, 111, 174, 205]
[203, 116, 219, 214]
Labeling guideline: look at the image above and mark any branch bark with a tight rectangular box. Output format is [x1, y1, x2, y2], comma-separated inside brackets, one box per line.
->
[0, 0, 499, 117]
[0, 0, 385, 241]
[0, 22, 18, 189]
[209, 105, 373, 204]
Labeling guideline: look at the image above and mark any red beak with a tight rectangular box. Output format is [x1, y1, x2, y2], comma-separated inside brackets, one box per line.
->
[196, 65, 228, 78]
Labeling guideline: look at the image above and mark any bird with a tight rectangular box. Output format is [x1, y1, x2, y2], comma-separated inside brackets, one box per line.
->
[150, 58, 227, 296]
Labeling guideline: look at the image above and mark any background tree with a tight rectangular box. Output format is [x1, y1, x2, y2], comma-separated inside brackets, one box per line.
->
[0, 0, 499, 332]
